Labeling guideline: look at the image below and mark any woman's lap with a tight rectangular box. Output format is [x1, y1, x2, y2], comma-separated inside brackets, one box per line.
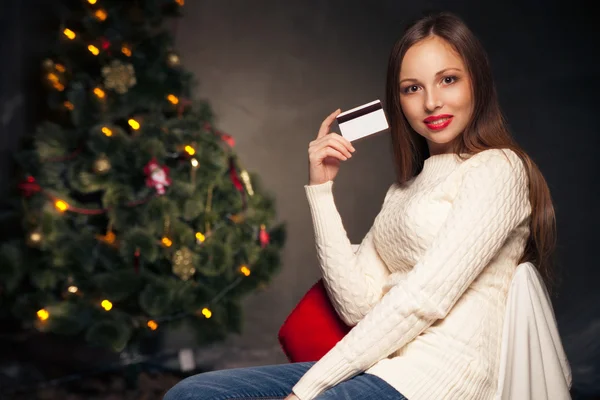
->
[163, 361, 407, 400]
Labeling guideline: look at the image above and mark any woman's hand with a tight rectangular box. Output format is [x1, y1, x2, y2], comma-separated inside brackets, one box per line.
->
[308, 109, 355, 186]
[285, 394, 300, 400]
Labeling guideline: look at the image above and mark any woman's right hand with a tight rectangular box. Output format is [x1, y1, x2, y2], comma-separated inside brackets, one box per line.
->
[308, 109, 356, 186]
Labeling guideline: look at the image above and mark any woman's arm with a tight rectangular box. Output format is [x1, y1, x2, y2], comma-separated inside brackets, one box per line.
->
[303, 181, 395, 326]
[293, 149, 531, 400]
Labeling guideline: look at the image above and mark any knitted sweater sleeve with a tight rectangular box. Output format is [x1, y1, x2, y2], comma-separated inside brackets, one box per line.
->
[292, 149, 531, 400]
[303, 182, 396, 326]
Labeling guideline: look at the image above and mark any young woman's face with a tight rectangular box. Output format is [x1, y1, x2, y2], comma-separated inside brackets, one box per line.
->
[399, 35, 474, 155]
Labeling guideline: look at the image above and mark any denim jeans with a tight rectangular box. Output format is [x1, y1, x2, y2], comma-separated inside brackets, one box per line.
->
[163, 361, 407, 400]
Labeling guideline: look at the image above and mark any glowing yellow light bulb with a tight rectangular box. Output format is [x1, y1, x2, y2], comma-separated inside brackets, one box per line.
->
[101, 299, 113, 311]
[184, 145, 195, 156]
[88, 44, 100, 56]
[87, 0, 97, 4]
[201, 308, 212, 318]
[64, 101, 74, 110]
[29, 231, 42, 243]
[161, 237, 172, 247]
[63, 28, 76, 40]
[55, 64, 66, 72]
[121, 44, 132, 57]
[101, 126, 113, 137]
[94, 9, 107, 21]
[147, 320, 158, 330]
[55, 200, 69, 212]
[53, 82, 65, 91]
[47, 73, 59, 83]
[68, 285, 78, 293]
[166, 94, 179, 105]
[93, 87, 105, 98]
[240, 265, 251, 276]
[37, 309, 50, 321]
[195, 232, 205, 243]
[128, 119, 140, 130]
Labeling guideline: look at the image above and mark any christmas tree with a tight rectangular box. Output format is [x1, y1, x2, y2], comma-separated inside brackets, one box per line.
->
[0, 0, 286, 354]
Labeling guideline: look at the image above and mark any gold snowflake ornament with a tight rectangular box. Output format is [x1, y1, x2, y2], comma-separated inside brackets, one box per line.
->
[102, 60, 136, 94]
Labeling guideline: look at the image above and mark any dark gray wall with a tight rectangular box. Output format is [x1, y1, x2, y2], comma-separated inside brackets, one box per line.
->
[1, 0, 598, 397]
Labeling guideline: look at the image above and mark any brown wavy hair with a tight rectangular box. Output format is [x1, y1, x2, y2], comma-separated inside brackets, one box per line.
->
[385, 11, 558, 290]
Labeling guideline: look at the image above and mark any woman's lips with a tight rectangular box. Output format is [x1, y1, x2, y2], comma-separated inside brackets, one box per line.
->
[424, 116, 453, 131]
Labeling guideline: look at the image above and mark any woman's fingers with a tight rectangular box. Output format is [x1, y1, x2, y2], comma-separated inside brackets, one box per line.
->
[310, 135, 353, 159]
[310, 145, 348, 162]
[317, 109, 341, 139]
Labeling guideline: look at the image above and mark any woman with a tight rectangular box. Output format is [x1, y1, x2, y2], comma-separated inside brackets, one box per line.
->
[164, 10, 556, 400]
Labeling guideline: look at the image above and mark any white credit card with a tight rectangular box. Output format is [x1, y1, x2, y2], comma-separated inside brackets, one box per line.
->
[336, 100, 389, 142]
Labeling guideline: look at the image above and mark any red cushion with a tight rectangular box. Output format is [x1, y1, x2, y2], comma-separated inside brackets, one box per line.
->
[278, 279, 351, 362]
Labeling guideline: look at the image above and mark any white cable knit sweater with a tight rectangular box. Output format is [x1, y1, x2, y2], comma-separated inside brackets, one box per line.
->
[292, 148, 532, 400]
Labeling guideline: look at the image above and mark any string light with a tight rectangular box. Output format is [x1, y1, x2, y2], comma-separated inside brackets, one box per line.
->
[161, 237, 173, 247]
[68, 286, 78, 293]
[54, 200, 69, 212]
[121, 44, 132, 57]
[201, 308, 212, 318]
[29, 231, 42, 244]
[101, 299, 113, 311]
[47, 73, 59, 83]
[88, 44, 100, 56]
[101, 126, 113, 137]
[128, 118, 140, 130]
[175, 0, 184, 5]
[64, 101, 74, 110]
[166, 94, 179, 105]
[53, 82, 65, 91]
[63, 28, 76, 40]
[87, 0, 97, 4]
[147, 320, 158, 330]
[94, 9, 107, 21]
[184, 145, 195, 156]
[93, 87, 105, 98]
[240, 265, 251, 276]
[190, 158, 199, 168]
[195, 232, 205, 243]
[37, 309, 50, 321]
[55, 64, 66, 72]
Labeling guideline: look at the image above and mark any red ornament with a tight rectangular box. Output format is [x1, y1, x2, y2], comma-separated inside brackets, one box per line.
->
[259, 224, 270, 248]
[144, 158, 171, 195]
[220, 132, 235, 147]
[101, 38, 111, 51]
[228, 157, 246, 208]
[18, 176, 42, 197]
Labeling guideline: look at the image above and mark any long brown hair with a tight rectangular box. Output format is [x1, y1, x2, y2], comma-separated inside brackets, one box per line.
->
[385, 11, 558, 290]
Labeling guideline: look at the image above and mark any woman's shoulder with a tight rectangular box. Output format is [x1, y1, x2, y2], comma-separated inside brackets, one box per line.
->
[460, 148, 525, 175]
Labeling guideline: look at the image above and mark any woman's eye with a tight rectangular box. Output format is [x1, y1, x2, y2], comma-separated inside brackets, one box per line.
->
[403, 85, 419, 94]
[443, 76, 458, 85]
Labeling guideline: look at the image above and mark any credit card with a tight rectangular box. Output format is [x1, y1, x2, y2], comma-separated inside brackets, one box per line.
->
[336, 100, 389, 142]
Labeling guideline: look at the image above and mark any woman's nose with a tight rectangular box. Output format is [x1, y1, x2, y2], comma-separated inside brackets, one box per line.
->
[424, 89, 443, 112]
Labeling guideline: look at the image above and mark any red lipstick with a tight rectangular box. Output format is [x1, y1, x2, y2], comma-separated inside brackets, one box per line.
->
[423, 114, 453, 131]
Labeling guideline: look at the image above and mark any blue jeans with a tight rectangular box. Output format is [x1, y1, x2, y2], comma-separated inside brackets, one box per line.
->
[163, 361, 407, 400]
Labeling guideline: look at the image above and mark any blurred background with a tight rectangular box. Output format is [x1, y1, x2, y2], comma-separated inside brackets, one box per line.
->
[0, 0, 597, 399]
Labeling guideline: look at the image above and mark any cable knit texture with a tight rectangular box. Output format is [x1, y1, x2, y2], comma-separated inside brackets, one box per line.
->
[292, 148, 532, 400]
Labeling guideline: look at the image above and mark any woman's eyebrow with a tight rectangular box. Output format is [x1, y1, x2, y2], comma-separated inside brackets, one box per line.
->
[399, 67, 463, 84]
